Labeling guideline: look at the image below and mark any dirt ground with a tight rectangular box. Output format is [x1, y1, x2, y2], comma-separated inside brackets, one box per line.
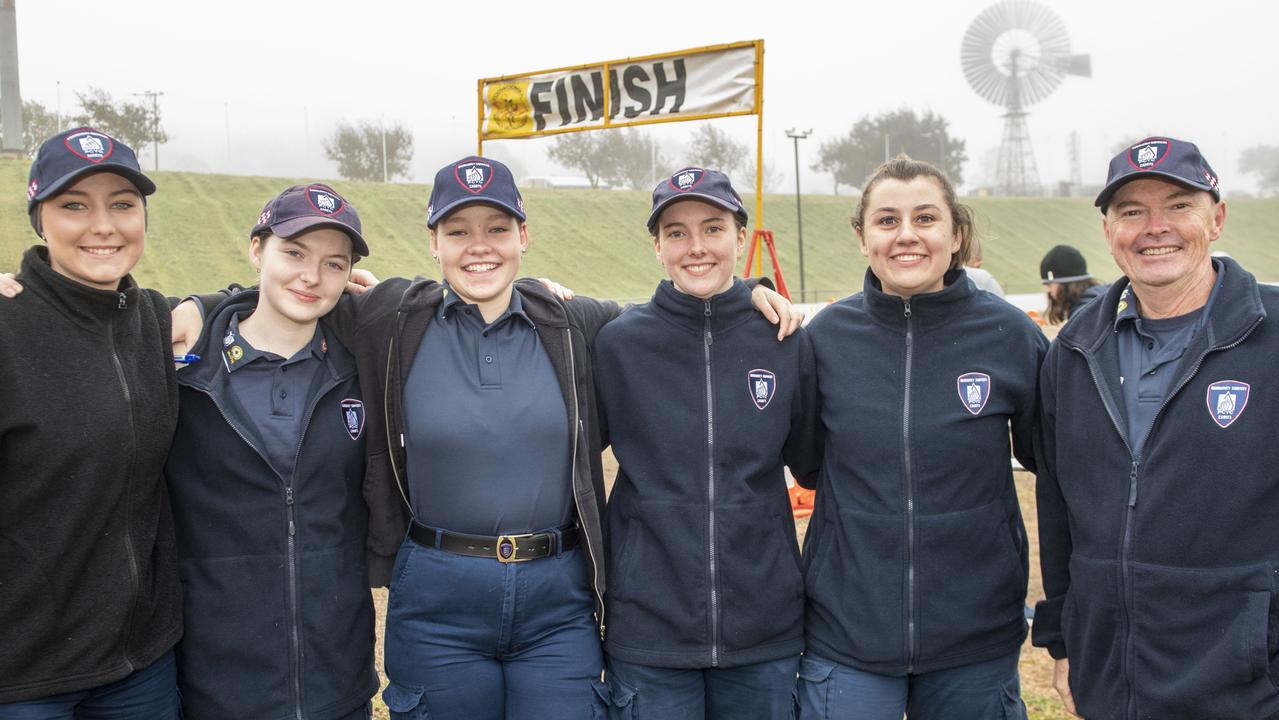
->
[369, 449, 1068, 719]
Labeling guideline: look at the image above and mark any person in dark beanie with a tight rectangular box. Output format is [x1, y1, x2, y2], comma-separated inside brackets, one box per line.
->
[1032, 137, 1279, 719]
[1039, 244, 1104, 324]
[594, 168, 821, 719]
[0, 128, 183, 717]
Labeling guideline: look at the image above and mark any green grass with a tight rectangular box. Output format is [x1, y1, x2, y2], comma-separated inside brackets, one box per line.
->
[2, 157, 1274, 299]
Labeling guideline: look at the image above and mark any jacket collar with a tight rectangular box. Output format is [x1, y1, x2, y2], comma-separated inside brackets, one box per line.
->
[180, 290, 356, 390]
[651, 278, 754, 334]
[19, 245, 140, 329]
[1059, 257, 1264, 354]
[862, 267, 974, 329]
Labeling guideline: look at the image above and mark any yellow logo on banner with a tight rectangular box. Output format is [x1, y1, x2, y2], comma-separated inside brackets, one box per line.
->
[488, 81, 533, 135]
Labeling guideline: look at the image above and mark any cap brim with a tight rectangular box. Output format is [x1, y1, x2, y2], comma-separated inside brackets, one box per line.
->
[647, 193, 749, 233]
[1094, 170, 1218, 211]
[32, 164, 157, 206]
[1041, 274, 1091, 285]
[268, 216, 370, 257]
[427, 197, 525, 229]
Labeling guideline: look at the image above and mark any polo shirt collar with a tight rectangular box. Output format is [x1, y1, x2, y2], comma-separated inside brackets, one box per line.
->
[1112, 258, 1226, 332]
[437, 283, 535, 329]
[222, 312, 328, 372]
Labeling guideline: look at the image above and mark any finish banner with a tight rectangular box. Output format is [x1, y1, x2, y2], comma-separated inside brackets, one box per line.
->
[478, 41, 761, 140]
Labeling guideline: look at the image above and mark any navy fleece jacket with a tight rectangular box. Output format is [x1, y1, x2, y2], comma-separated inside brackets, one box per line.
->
[594, 279, 821, 669]
[167, 292, 376, 720]
[1034, 258, 1279, 720]
[803, 269, 1045, 676]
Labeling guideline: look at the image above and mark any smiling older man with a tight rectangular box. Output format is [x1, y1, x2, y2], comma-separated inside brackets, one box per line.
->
[1033, 137, 1279, 719]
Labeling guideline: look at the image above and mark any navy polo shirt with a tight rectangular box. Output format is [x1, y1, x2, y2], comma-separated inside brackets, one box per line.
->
[222, 312, 329, 481]
[402, 287, 572, 536]
[1115, 260, 1225, 456]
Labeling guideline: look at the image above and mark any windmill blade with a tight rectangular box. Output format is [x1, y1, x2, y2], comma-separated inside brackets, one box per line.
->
[1065, 54, 1092, 78]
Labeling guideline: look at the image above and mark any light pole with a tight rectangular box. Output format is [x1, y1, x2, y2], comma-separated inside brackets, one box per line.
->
[133, 90, 163, 171]
[786, 128, 812, 302]
[380, 121, 388, 183]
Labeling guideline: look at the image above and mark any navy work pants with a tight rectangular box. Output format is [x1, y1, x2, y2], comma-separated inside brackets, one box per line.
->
[381, 535, 606, 720]
[795, 649, 1027, 719]
[606, 655, 800, 720]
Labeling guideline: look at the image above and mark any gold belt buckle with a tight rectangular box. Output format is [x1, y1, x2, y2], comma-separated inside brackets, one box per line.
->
[496, 533, 534, 563]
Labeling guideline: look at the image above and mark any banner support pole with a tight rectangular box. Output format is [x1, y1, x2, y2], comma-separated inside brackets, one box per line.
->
[476, 78, 485, 156]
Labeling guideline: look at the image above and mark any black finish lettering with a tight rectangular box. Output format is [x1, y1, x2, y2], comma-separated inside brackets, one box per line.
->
[652, 59, 687, 115]
[608, 68, 622, 120]
[570, 72, 604, 123]
[554, 77, 572, 127]
[531, 81, 554, 132]
[622, 66, 651, 119]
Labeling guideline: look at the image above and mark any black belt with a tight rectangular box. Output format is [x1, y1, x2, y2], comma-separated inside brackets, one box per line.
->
[408, 521, 579, 563]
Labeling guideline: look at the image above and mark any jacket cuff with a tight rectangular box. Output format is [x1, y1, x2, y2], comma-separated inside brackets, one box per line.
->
[366, 552, 395, 588]
[1031, 594, 1068, 659]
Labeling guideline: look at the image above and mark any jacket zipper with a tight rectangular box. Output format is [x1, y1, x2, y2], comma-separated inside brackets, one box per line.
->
[383, 321, 413, 512]
[185, 371, 342, 720]
[108, 296, 140, 673]
[563, 328, 606, 639]
[703, 300, 722, 666]
[902, 299, 917, 673]
[282, 386, 329, 720]
[1066, 317, 1260, 720]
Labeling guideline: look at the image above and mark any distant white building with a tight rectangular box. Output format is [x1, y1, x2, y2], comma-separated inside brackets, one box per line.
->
[523, 176, 608, 190]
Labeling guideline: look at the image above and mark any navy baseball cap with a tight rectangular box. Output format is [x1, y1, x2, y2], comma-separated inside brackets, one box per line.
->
[250, 184, 369, 257]
[27, 127, 156, 215]
[1095, 136, 1221, 212]
[647, 167, 749, 234]
[427, 156, 525, 229]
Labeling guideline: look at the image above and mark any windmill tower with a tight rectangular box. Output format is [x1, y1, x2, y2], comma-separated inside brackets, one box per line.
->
[0, 0, 19, 155]
[961, 0, 1090, 196]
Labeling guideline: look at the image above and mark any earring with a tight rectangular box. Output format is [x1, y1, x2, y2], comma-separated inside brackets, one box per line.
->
[432, 255, 440, 263]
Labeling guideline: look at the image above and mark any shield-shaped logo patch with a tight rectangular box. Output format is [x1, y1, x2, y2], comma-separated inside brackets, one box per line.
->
[957, 372, 991, 416]
[307, 186, 343, 215]
[64, 130, 113, 163]
[341, 398, 366, 440]
[455, 161, 492, 194]
[1206, 380, 1250, 429]
[748, 369, 777, 410]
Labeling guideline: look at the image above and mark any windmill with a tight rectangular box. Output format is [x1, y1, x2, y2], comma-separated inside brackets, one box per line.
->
[961, 0, 1090, 195]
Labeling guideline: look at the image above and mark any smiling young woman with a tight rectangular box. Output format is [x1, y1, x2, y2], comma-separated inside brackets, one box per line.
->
[164, 184, 379, 720]
[592, 167, 821, 720]
[0, 128, 184, 718]
[796, 155, 1047, 720]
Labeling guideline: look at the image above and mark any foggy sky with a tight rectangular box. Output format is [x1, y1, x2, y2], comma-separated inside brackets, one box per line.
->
[9, 0, 1277, 194]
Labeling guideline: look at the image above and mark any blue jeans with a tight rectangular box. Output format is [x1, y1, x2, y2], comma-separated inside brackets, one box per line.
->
[606, 655, 800, 720]
[0, 651, 179, 720]
[381, 536, 606, 720]
[795, 649, 1026, 720]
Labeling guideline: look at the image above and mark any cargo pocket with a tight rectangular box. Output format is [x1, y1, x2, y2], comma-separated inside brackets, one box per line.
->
[794, 654, 836, 719]
[382, 681, 430, 720]
[1000, 677, 1028, 720]
[605, 674, 635, 720]
[590, 679, 611, 719]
